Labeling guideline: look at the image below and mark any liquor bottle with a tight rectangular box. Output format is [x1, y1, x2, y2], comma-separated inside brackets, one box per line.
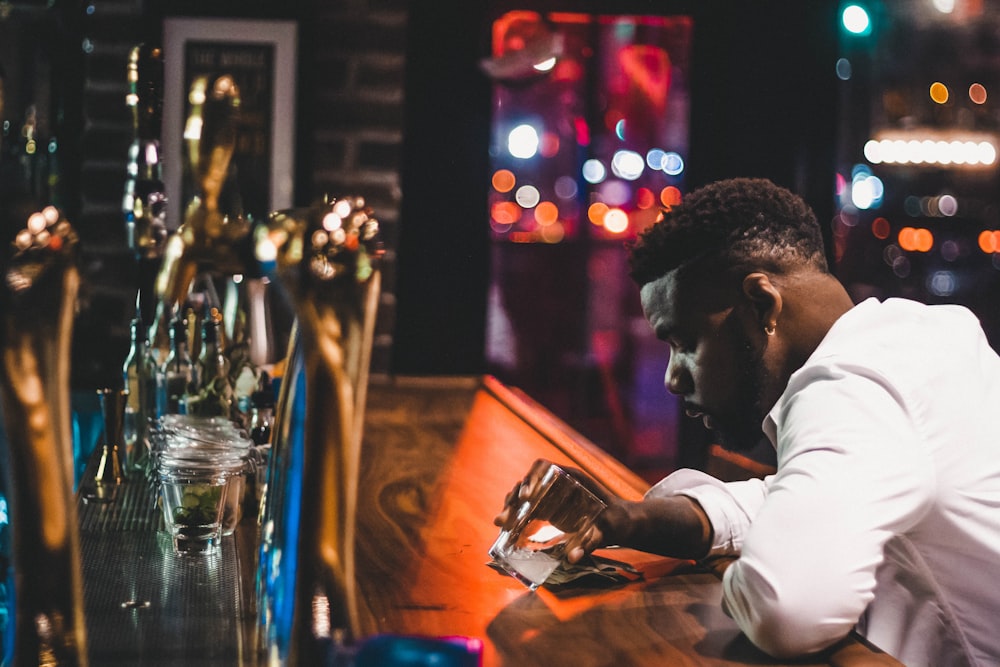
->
[124, 43, 167, 264]
[186, 304, 201, 363]
[121, 301, 154, 471]
[158, 312, 194, 415]
[187, 308, 233, 418]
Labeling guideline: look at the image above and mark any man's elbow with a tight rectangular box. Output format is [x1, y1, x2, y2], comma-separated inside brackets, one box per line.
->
[739, 601, 854, 659]
[723, 559, 870, 659]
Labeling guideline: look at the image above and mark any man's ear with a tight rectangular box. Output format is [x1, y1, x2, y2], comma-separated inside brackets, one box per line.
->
[741, 272, 782, 334]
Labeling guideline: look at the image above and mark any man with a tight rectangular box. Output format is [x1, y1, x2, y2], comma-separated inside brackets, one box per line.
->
[500, 178, 1000, 665]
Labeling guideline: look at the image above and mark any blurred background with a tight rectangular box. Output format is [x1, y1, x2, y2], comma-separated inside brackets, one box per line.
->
[3, 0, 999, 483]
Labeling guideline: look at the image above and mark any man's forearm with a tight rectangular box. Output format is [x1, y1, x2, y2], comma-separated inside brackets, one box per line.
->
[612, 495, 713, 560]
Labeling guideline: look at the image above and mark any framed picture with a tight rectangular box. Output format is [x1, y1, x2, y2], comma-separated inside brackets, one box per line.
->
[162, 17, 298, 229]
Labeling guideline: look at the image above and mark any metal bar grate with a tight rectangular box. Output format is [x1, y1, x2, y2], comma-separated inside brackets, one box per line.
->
[78, 471, 254, 665]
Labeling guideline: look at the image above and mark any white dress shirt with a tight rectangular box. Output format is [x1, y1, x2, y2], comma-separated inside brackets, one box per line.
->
[648, 297, 1000, 666]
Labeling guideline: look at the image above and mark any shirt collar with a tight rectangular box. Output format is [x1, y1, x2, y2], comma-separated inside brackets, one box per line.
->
[761, 297, 880, 449]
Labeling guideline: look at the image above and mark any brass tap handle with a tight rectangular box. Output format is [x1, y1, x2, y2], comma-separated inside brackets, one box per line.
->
[0, 205, 89, 665]
[153, 74, 248, 331]
[260, 195, 383, 660]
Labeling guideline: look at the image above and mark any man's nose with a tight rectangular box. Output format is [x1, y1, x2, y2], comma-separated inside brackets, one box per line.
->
[665, 354, 691, 396]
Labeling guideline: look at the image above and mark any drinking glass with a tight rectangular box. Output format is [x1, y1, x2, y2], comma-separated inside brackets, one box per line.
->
[489, 460, 607, 590]
[157, 446, 244, 556]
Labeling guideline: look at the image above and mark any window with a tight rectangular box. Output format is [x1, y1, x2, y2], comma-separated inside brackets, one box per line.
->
[483, 11, 693, 475]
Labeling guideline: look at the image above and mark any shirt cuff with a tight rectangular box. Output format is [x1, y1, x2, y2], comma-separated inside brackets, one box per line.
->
[645, 469, 748, 557]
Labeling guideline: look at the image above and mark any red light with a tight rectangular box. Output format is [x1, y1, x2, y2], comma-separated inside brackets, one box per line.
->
[872, 217, 890, 240]
[573, 117, 590, 146]
[539, 133, 560, 158]
[636, 187, 655, 209]
[491, 201, 522, 225]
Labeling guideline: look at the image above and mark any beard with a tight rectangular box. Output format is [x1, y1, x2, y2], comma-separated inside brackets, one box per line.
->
[708, 321, 771, 453]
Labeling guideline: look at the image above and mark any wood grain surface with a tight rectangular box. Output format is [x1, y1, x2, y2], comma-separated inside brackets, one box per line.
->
[351, 376, 891, 666]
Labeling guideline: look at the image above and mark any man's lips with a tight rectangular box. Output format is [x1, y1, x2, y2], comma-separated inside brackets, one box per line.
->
[683, 402, 705, 419]
[684, 404, 714, 429]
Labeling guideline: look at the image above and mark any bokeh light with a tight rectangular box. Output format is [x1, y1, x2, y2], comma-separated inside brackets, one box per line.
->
[491, 201, 522, 225]
[508, 124, 540, 159]
[851, 173, 884, 209]
[322, 212, 343, 231]
[927, 271, 956, 297]
[636, 187, 656, 209]
[898, 226, 934, 252]
[662, 152, 685, 175]
[929, 82, 949, 104]
[539, 132, 560, 158]
[492, 169, 516, 193]
[969, 83, 988, 105]
[842, 5, 871, 35]
[554, 175, 578, 199]
[871, 217, 890, 240]
[941, 239, 960, 262]
[646, 149, 666, 170]
[836, 58, 852, 81]
[610, 150, 644, 180]
[660, 186, 682, 208]
[979, 230, 1000, 253]
[588, 202, 609, 226]
[514, 185, 540, 208]
[533, 57, 557, 72]
[864, 138, 996, 166]
[534, 201, 559, 226]
[937, 194, 958, 216]
[599, 180, 632, 207]
[603, 208, 629, 234]
[540, 221, 565, 243]
[582, 159, 607, 184]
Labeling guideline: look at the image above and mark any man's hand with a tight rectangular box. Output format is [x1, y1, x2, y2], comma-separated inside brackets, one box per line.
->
[566, 494, 714, 563]
[494, 459, 714, 563]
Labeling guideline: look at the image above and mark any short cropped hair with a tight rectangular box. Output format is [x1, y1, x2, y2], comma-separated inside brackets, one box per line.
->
[627, 177, 829, 287]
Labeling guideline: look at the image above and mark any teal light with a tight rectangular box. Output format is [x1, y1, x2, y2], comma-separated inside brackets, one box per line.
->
[842, 4, 871, 36]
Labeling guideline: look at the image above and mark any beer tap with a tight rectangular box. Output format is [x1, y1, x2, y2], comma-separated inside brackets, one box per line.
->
[144, 66, 384, 663]
[256, 195, 383, 664]
[149, 72, 250, 356]
[0, 204, 89, 666]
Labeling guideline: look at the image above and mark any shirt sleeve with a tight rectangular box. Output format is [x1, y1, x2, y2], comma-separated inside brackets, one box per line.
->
[720, 364, 935, 658]
[646, 469, 769, 556]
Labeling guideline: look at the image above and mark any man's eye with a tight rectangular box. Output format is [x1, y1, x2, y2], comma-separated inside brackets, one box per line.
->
[669, 338, 692, 354]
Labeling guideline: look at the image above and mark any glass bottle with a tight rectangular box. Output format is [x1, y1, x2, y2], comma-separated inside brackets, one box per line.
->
[141, 326, 160, 421]
[122, 304, 156, 472]
[124, 42, 167, 264]
[188, 308, 233, 418]
[158, 312, 194, 415]
[248, 389, 274, 445]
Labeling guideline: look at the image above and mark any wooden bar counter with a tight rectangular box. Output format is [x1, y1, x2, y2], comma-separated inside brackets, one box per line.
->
[354, 375, 893, 666]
